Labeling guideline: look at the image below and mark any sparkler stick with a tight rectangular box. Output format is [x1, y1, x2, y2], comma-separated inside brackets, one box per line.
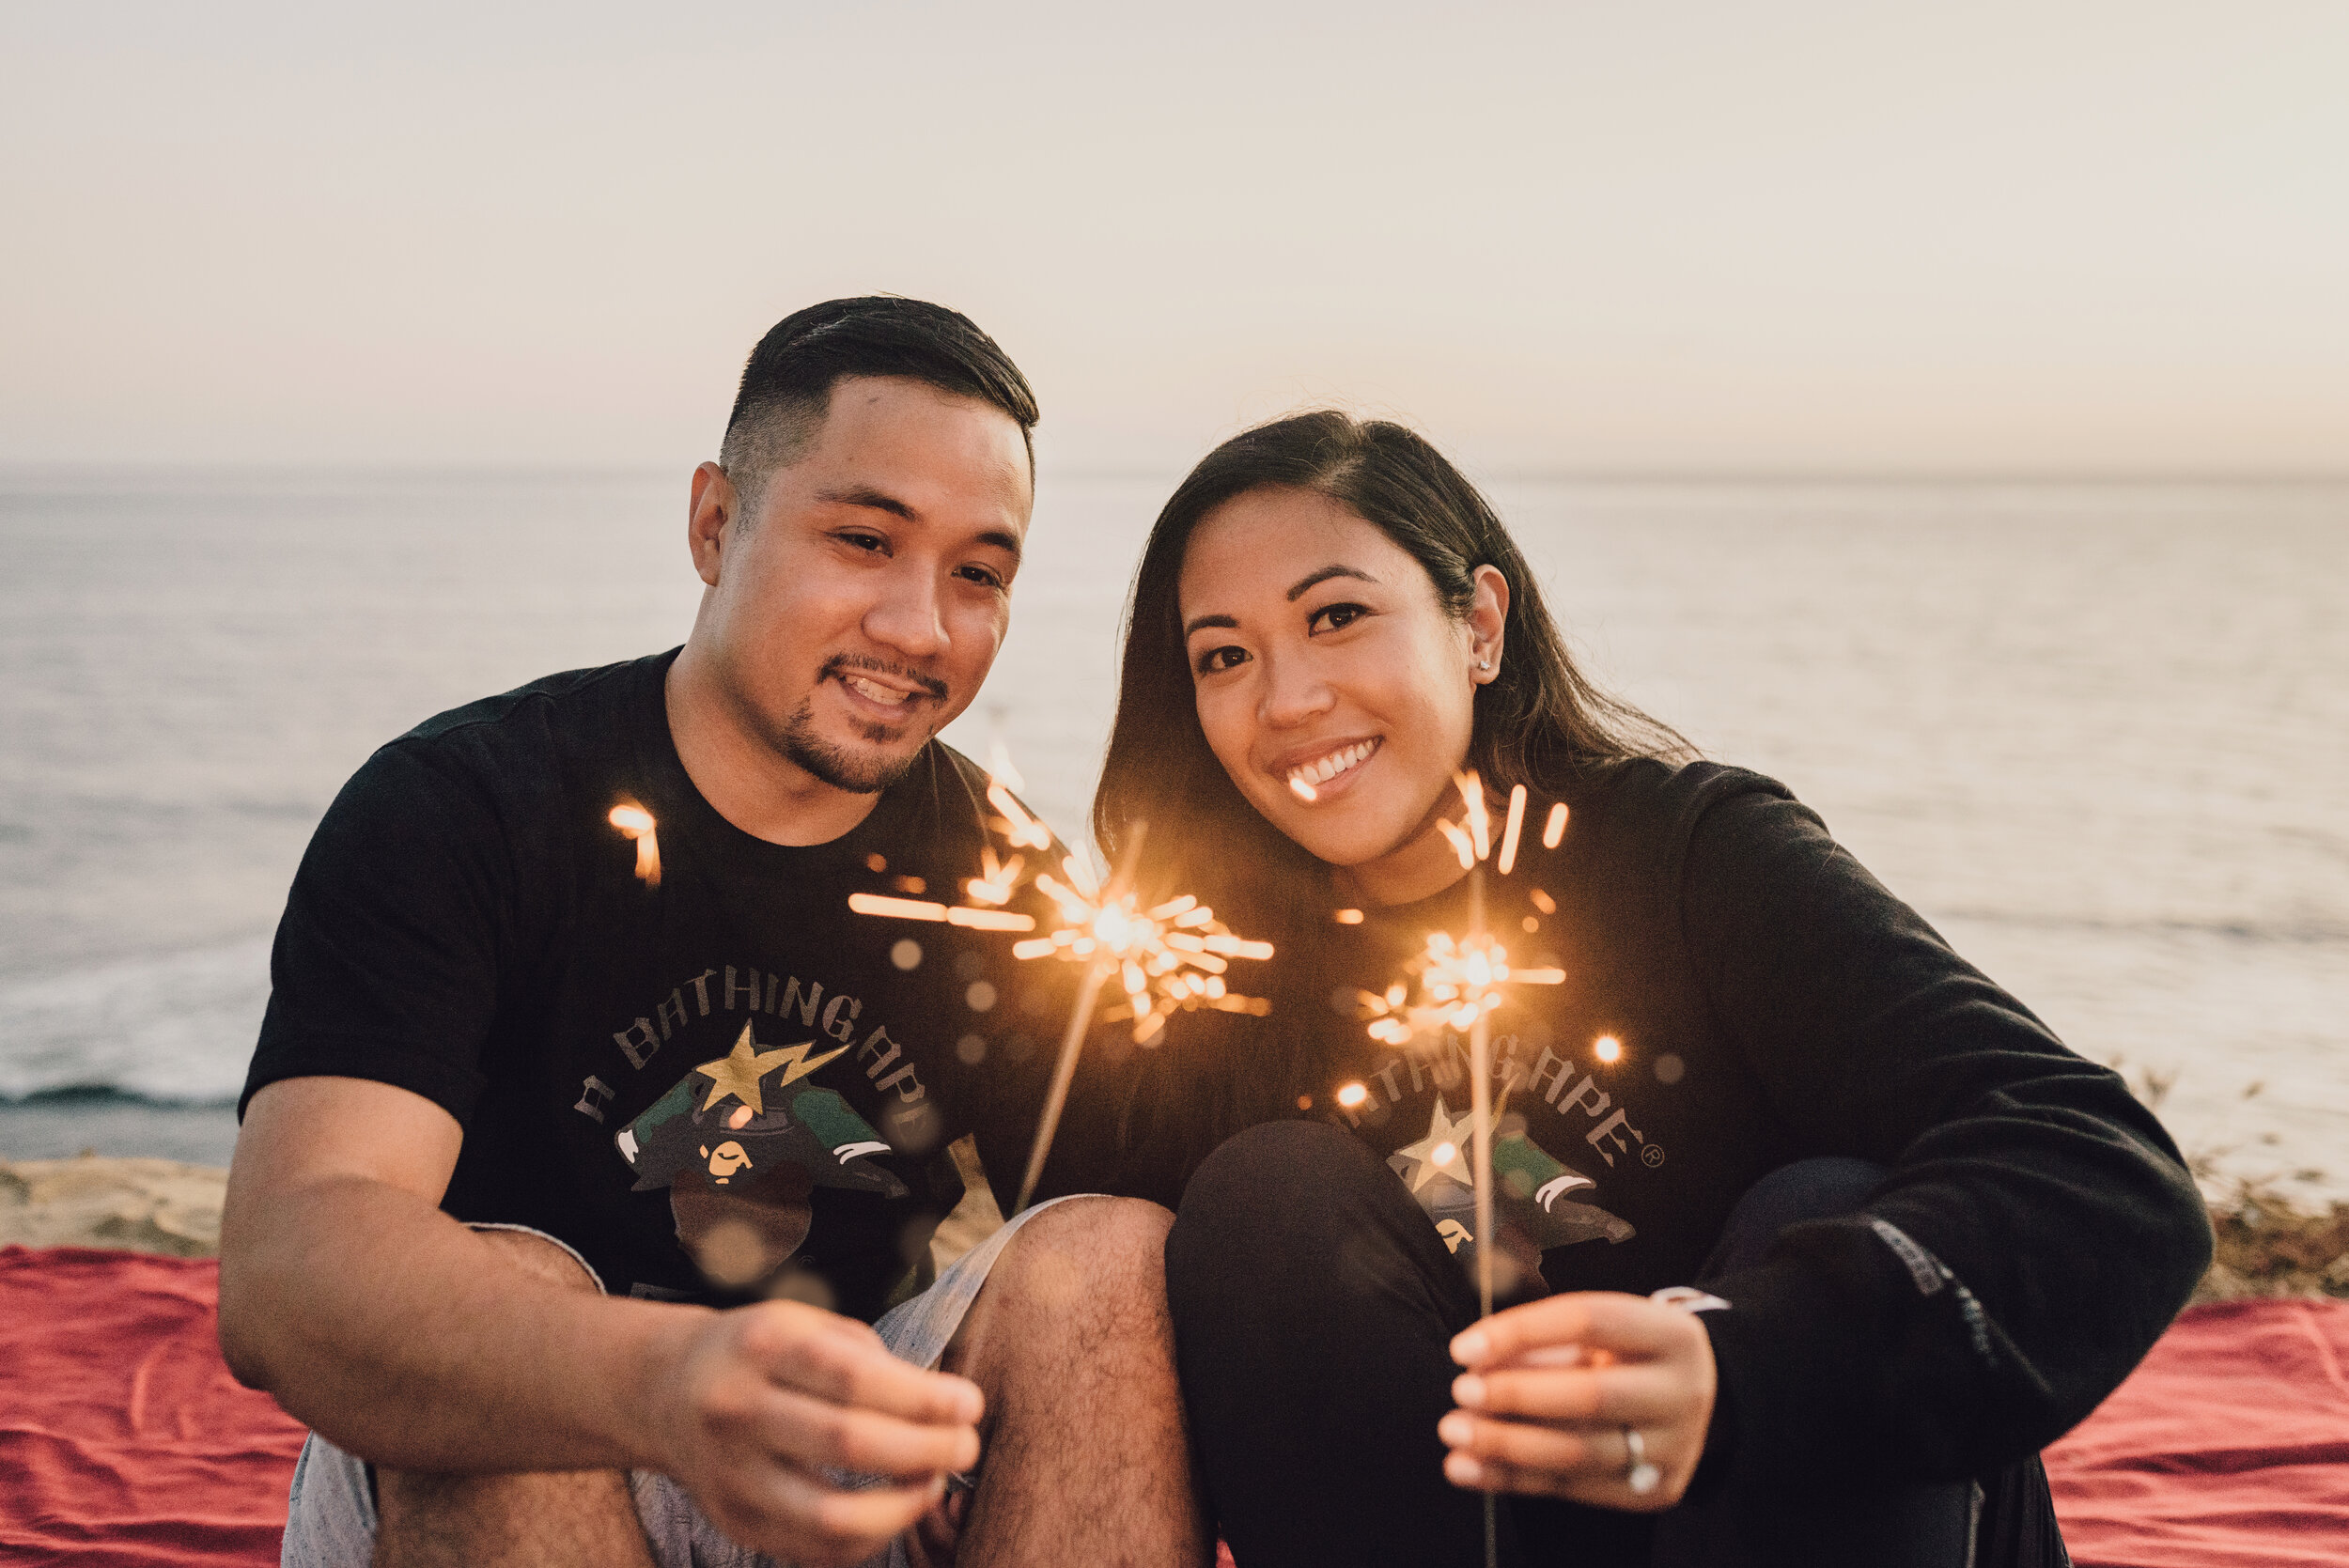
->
[1356, 774, 1562, 1568]
[1014, 824, 1146, 1213]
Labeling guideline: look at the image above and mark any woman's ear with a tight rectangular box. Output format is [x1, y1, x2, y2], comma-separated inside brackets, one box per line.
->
[1467, 565, 1511, 684]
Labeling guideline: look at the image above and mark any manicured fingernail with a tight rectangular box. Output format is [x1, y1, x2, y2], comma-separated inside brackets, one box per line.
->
[1452, 1328, 1488, 1364]
[1445, 1452, 1485, 1486]
[1438, 1412, 1474, 1446]
[1453, 1374, 1486, 1408]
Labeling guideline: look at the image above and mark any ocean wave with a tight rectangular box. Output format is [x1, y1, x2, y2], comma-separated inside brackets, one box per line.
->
[0, 938, 269, 1102]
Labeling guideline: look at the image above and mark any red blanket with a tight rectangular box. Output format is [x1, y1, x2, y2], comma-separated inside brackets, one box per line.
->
[0, 1247, 307, 1567]
[3, 1245, 2342, 1565]
[2044, 1295, 2349, 1567]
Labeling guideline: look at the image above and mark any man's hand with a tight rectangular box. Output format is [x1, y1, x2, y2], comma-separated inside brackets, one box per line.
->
[655, 1299, 985, 1568]
[1437, 1292, 1715, 1512]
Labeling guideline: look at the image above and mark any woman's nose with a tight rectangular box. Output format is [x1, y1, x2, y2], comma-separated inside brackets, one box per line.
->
[1258, 656, 1334, 728]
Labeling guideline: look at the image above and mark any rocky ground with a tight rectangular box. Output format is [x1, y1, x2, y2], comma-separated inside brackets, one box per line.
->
[6, 1153, 2342, 1302]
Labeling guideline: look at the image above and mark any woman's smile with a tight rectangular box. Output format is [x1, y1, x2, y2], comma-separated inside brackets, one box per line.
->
[1283, 737, 1381, 801]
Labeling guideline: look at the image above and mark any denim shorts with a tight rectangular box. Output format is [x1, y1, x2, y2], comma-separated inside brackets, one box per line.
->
[279, 1197, 1085, 1568]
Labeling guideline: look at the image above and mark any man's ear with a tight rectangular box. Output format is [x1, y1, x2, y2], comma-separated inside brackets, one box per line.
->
[1468, 564, 1511, 683]
[687, 462, 739, 588]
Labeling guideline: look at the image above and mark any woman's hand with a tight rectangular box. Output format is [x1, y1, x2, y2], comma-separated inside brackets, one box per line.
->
[1439, 1292, 1716, 1512]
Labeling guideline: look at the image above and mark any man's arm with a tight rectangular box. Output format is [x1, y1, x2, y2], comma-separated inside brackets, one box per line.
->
[220, 1075, 983, 1564]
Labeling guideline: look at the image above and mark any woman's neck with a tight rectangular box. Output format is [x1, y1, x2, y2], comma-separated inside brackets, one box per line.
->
[1333, 811, 1477, 908]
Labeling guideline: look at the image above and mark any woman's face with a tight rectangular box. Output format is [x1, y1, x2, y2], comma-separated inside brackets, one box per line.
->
[1178, 486, 1505, 905]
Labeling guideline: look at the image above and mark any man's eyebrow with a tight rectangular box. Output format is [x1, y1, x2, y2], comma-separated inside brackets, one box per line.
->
[814, 485, 918, 520]
[1286, 565, 1378, 601]
[1182, 613, 1238, 638]
[977, 528, 1024, 563]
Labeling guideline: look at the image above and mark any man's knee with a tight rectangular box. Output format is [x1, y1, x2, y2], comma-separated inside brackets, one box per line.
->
[993, 1195, 1173, 1310]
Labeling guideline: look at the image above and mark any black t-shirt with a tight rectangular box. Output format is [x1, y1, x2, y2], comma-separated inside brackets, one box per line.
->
[244, 650, 1074, 1321]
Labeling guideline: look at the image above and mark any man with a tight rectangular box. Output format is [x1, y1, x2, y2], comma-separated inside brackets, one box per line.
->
[219, 298, 1205, 1568]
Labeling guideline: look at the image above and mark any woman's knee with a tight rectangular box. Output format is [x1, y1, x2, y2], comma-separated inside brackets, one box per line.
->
[1708, 1157, 1888, 1278]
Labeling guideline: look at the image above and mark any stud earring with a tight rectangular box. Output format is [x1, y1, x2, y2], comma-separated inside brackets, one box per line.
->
[1476, 659, 1492, 672]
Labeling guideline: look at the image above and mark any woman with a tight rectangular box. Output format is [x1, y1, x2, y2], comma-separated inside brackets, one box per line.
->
[1087, 412, 2209, 1567]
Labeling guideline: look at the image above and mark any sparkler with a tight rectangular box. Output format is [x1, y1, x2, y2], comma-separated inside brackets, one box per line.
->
[844, 754, 1276, 1214]
[1008, 827, 1275, 1211]
[1350, 772, 1567, 1568]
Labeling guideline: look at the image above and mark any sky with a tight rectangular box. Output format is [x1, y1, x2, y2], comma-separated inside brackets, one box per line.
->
[3, 1, 2344, 476]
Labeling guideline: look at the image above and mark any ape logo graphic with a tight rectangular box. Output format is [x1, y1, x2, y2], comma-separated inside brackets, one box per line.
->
[1388, 1096, 1634, 1272]
[616, 1021, 907, 1286]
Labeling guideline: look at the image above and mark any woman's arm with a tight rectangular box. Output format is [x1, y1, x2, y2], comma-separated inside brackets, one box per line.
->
[1676, 784, 2210, 1489]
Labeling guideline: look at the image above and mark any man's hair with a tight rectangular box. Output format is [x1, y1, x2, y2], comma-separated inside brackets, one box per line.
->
[718, 297, 1040, 510]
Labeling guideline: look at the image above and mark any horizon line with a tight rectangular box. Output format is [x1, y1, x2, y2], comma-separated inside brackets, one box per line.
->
[5, 458, 2348, 489]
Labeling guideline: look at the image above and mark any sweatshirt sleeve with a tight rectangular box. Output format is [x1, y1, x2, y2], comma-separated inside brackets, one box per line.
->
[1676, 784, 2210, 1489]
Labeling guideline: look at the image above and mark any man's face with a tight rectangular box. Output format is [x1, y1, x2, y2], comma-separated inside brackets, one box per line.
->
[692, 376, 1033, 794]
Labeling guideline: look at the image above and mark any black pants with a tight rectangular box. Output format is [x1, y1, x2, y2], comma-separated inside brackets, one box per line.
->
[1164, 1121, 2065, 1568]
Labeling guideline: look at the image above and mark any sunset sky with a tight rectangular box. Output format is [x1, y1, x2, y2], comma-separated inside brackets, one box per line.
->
[4, 1, 2343, 475]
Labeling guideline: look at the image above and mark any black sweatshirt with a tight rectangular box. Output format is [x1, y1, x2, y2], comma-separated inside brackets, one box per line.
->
[1103, 759, 2211, 1494]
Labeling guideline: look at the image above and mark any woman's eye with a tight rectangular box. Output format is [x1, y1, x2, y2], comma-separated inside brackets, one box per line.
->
[1194, 644, 1249, 675]
[1309, 602, 1368, 634]
[838, 531, 887, 553]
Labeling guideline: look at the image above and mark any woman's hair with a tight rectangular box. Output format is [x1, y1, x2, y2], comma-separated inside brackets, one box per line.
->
[1092, 410, 1689, 912]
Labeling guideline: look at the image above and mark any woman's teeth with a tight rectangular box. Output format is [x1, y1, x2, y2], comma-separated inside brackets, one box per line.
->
[1285, 740, 1376, 801]
[847, 675, 910, 706]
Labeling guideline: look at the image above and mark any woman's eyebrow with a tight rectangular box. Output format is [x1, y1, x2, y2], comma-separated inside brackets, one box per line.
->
[1286, 565, 1377, 601]
[1183, 612, 1238, 637]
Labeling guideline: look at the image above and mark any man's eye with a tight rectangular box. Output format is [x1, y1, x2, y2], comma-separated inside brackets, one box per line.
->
[1194, 645, 1249, 675]
[957, 565, 1007, 590]
[1310, 602, 1369, 634]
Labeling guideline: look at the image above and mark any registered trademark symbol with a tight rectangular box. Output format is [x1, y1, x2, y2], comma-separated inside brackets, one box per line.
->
[1641, 1143, 1666, 1168]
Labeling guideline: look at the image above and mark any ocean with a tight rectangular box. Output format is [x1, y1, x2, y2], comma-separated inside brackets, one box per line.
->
[2, 469, 2343, 1196]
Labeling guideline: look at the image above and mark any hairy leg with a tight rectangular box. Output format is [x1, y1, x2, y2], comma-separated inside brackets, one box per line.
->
[371, 1230, 657, 1568]
[943, 1196, 1209, 1568]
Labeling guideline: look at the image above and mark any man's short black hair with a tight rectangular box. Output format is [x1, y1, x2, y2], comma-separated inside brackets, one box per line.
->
[719, 296, 1040, 508]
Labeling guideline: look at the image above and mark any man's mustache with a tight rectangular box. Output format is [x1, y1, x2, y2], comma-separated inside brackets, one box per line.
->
[820, 654, 950, 703]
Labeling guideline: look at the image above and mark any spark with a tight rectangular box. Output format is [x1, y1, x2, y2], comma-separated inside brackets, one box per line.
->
[1497, 785, 1528, 876]
[609, 804, 661, 887]
[1289, 775, 1319, 802]
[1335, 1081, 1370, 1108]
[1594, 1034, 1622, 1063]
[1542, 801, 1569, 849]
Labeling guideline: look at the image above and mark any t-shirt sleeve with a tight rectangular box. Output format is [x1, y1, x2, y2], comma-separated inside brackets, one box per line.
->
[241, 739, 515, 1126]
[1676, 784, 2210, 1490]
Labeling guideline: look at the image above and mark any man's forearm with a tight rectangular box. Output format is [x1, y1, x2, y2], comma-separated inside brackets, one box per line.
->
[219, 1174, 701, 1473]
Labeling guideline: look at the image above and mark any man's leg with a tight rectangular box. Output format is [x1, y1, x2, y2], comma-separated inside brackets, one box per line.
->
[939, 1195, 1210, 1568]
[370, 1229, 658, 1568]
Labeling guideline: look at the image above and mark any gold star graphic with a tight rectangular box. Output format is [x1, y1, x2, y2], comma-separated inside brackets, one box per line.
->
[1392, 1095, 1470, 1194]
[693, 1022, 849, 1116]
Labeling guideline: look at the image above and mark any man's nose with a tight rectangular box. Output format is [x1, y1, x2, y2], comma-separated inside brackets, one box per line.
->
[863, 562, 949, 660]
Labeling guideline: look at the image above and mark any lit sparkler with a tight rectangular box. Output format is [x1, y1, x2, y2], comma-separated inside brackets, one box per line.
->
[844, 755, 1276, 1214]
[1349, 772, 1567, 1568]
[1007, 830, 1274, 1210]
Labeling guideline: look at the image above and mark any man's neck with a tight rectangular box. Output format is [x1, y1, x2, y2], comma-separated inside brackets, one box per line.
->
[663, 645, 888, 847]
